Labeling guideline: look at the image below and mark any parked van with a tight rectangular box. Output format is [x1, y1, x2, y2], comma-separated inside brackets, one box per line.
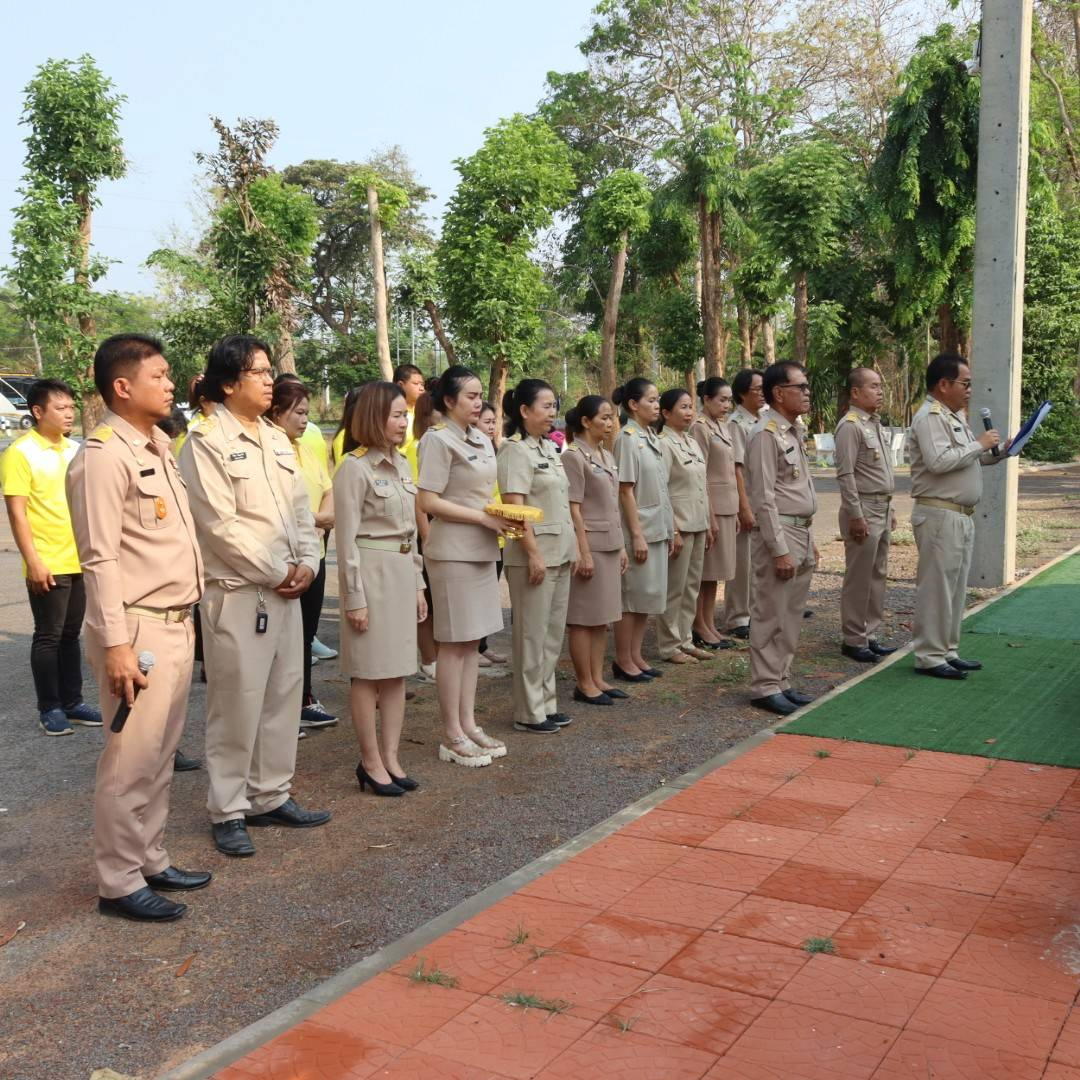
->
[0, 374, 37, 431]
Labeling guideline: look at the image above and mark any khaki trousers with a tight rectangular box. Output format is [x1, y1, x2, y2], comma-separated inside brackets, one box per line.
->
[657, 530, 707, 657]
[839, 500, 892, 647]
[507, 562, 571, 726]
[88, 614, 194, 898]
[723, 527, 752, 630]
[749, 525, 815, 698]
[201, 583, 303, 822]
[912, 504, 974, 669]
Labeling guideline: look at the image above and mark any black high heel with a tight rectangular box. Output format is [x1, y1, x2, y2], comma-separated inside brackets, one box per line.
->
[355, 763, 405, 796]
[388, 772, 419, 791]
[612, 663, 652, 683]
[573, 687, 613, 706]
[693, 632, 734, 651]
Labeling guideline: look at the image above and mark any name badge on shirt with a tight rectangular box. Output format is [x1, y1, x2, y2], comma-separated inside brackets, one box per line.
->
[139, 467, 156, 477]
[374, 478, 390, 488]
[228, 451, 247, 461]
[274, 448, 292, 456]
[467, 453, 478, 461]
[536, 462, 549, 470]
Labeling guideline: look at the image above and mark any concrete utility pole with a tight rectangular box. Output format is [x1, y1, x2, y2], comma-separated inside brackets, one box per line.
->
[969, 0, 1033, 588]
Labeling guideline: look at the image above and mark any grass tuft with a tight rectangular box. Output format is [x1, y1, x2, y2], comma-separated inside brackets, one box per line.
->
[510, 923, 531, 946]
[409, 960, 459, 988]
[803, 936, 837, 955]
[502, 991, 572, 1014]
[814, 749, 832, 759]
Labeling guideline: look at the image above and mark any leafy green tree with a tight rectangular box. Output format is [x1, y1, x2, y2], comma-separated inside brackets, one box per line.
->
[651, 285, 705, 384]
[399, 251, 457, 364]
[438, 115, 575, 424]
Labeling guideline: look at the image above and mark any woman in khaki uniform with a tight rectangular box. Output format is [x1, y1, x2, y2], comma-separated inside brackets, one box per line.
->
[417, 366, 511, 766]
[497, 379, 577, 733]
[334, 382, 427, 796]
[611, 378, 673, 682]
[563, 396, 629, 706]
[657, 389, 714, 663]
[691, 377, 738, 649]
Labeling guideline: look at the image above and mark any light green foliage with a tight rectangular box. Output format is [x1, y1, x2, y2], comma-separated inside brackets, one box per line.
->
[584, 170, 652, 248]
[345, 168, 410, 230]
[652, 287, 704, 374]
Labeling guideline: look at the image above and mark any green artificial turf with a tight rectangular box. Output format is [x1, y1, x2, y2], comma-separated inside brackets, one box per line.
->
[965, 553, 1080, 640]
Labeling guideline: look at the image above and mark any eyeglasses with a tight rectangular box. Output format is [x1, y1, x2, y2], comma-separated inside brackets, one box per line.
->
[947, 379, 973, 389]
[778, 382, 812, 394]
[242, 366, 275, 382]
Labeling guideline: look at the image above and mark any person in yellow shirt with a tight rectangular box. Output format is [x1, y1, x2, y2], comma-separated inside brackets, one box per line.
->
[1, 378, 101, 735]
[394, 363, 426, 480]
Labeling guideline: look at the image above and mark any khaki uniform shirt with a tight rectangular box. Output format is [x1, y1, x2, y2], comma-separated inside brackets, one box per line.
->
[691, 415, 739, 517]
[562, 442, 622, 553]
[747, 414, 818, 558]
[834, 406, 896, 518]
[178, 407, 320, 590]
[66, 411, 203, 648]
[908, 398, 995, 507]
[660, 428, 710, 534]
[416, 420, 499, 562]
[497, 433, 576, 567]
[614, 419, 674, 545]
[729, 405, 763, 468]
[332, 447, 424, 610]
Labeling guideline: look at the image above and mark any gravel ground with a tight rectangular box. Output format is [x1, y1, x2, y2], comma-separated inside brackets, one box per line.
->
[1, 463, 1078, 1080]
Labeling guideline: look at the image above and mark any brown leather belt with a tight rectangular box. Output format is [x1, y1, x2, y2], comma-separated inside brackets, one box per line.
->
[356, 537, 414, 554]
[125, 604, 191, 623]
[915, 496, 974, 517]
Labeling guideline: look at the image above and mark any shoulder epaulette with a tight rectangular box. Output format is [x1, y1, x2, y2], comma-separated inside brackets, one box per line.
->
[191, 415, 217, 436]
[509, 433, 523, 442]
[843, 412, 859, 423]
[351, 447, 369, 458]
[432, 422, 445, 431]
[88, 424, 113, 443]
[564, 443, 581, 454]
[765, 419, 780, 434]
[929, 402, 942, 415]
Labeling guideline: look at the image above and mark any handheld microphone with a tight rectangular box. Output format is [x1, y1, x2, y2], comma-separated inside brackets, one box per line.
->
[979, 408, 1000, 457]
[110, 650, 156, 733]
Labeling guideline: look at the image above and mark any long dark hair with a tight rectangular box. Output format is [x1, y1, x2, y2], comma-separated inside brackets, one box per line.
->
[431, 365, 480, 415]
[335, 386, 363, 459]
[656, 387, 690, 432]
[503, 378, 555, 439]
[564, 395, 608, 444]
[731, 367, 763, 406]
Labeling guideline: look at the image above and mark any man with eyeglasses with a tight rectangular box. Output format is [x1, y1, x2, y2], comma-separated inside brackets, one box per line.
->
[179, 335, 330, 858]
[907, 353, 1007, 681]
[745, 362, 820, 716]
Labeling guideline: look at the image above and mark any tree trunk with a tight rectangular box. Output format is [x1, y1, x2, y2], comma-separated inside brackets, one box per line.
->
[737, 302, 752, 363]
[489, 353, 509, 433]
[367, 184, 394, 381]
[793, 270, 809, 365]
[699, 199, 725, 376]
[275, 325, 297, 374]
[73, 193, 105, 431]
[937, 302, 963, 356]
[600, 232, 629, 401]
[424, 300, 457, 365]
[760, 318, 776, 364]
[684, 368, 696, 395]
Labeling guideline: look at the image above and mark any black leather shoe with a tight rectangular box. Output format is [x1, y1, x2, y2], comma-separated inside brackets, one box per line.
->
[612, 663, 651, 683]
[547, 712, 574, 727]
[246, 798, 332, 828]
[868, 640, 897, 656]
[388, 773, 419, 791]
[948, 657, 983, 671]
[356, 763, 405, 796]
[99, 887, 186, 921]
[641, 667, 662, 678]
[751, 693, 798, 716]
[783, 689, 816, 706]
[144, 866, 212, 891]
[692, 632, 733, 651]
[916, 664, 968, 681]
[513, 719, 561, 733]
[573, 687, 613, 706]
[803, 610, 813, 618]
[841, 644, 879, 664]
[730, 625, 750, 640]
[173, 749, 202, 772]
[602, 687, 630, 700]
[213, 819, 255, 856]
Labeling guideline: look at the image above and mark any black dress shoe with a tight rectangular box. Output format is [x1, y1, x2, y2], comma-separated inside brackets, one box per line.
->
[916, 664, 968, 681]
[547, 712, 574, 727]
[730, 625, 750, 640]
[841, 644, 879, 664]
[173, 749, 202, 772]
[388, 773, 419, 791]
[513, 719, 561, 733]
[246, 797, 332, 828]
[868, 640, 897, 656]
[612, 663, 651, 683]
[783, 689, 816, 706]
[803, 610, 813, 618]
[948, 657, 983, 671]
[144, 866, 212, 891]
[213, 819, 256, 856]
[355, 763, 405, 796]
[602, 687, 630, 700]
[573, 687, 613, 706]
[641, 667, 662, 678]
[751, 693, 798, 716]
[99, 887, 186, 922]
[692, 632, 733, 651]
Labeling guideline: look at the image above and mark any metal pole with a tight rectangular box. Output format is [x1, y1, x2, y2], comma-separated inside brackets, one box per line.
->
[969, 0, 1033, 588]
[410, 310, 416, 364]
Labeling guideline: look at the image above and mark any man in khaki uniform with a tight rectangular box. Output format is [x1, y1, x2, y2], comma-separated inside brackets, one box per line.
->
[908, 354, 1006, 680]
[179, 335, 329, 856]
[835, 367, 898, 664]
[67, 334, 209, 921]
[746, 362, 819, 716]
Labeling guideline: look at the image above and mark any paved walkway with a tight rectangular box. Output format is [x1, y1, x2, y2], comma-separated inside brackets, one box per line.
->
[209, 732, 1080, 1079]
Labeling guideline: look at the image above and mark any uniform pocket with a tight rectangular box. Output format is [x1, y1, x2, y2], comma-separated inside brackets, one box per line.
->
[136, 478, 168, 530]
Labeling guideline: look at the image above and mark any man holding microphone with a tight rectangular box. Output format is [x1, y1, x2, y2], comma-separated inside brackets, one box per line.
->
[67, 334, 209, 921]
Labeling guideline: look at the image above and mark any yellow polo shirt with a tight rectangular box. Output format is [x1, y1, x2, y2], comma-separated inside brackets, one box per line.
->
[293, 438, 332, 557]
[0, 428, 81, 576]
[300, 421, 330, 475]
[402, 408, 419, 480]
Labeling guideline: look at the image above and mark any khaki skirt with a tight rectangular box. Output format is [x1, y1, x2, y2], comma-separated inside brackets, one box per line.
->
[621, 539, 669, 615]
[567, 548, 622, 627]
[426, 558, 504, 643]
[702, 514, 737, 582]
[339, 547, 419, 680]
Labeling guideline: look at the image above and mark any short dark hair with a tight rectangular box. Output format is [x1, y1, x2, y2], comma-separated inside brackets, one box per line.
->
[656, 387, 691, 431]
[762, 362, 806, 406]
[27, 378, 74, 418]
[393, 363, 424, 384]
[202, 334, 272, 403]
[846, 366, 878, 393]
[431, 365, 481, 414]
[266, 378, 310, 423]
[696, 376, 729, 402]
[156, 406, 188, 439]
[611, 377, 656, 419]
[564, 394, 609, 441]
[351, 381, 405, 451]
[927, 353, 967, 392]
[188, 374, 210, 410]
[730, 368, 763, 405]
[94, 334, 165, 406]
[503, 378, 555, 439]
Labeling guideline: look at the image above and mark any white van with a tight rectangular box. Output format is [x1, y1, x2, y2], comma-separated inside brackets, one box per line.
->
[0, 374, 37, 432]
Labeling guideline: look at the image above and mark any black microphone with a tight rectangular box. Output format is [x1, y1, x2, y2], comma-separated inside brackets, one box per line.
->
[979, 408, 1000, 457]
[110, 650, 156, 733]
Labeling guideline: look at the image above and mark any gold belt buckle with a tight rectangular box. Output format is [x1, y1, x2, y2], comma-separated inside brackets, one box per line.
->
[399, 540, 412, 554]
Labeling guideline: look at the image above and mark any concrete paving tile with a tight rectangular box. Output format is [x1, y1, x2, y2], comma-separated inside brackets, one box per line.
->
[753, 862, 882, 912]
[700, 820, 817, 860]
[623, 808, 731, 846]
[941, 932, 1080, 1004]
[858, 879, 990, 936]
[831, 913, 964, 976]
[745, 796, 849, 833]
[559, 911, 700, 972]
[391, 931, 533, 994]
[537, 1023, 719, 1079]
[572, 833, 690, 877]
[661, 930, 809, 998]
[891, 848, 1014, 895]
[792, 834, 914, 880]
[519, 862, 651, 910]
[1051, 1007, 1080, 1067]
[608, 875, 745, 929]
[663, 848, 784, 893]
[973, 893, 1080, 946]
[715, 895, 850, 949]
[455, 894, 601, 949]
[871, 1029, 1044, 1079]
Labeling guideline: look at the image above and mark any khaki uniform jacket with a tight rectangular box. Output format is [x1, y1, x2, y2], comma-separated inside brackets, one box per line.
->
[729, 405, 763, 468]
[178, 407, 320, 590]
[497, 433, 576, 567]
[834, 407, 896, 518]
[660, 428, 710, 533]
[908, 398, 996, 506]
[747, 415, 817, 558]
[562, 442, 622, 553]
[417, 420, 500, 562]
[67, 411, 203, 648]
[614, 419, 675, 545]
[333, 447, 425, 610]
[691, 415, 739, 517]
